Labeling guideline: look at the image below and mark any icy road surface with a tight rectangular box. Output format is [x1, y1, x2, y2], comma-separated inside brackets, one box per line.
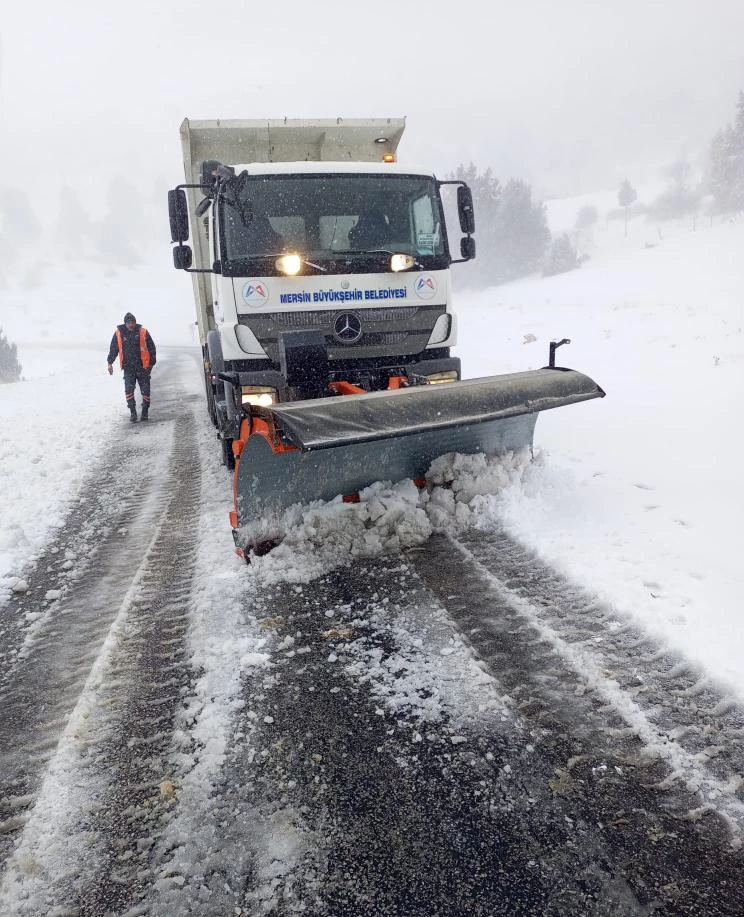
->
[0, 353, 743, 915]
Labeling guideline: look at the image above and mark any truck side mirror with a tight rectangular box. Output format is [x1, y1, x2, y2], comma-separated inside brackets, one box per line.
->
[173, 244, 193, 270]
[168, 189, 190, 243]
[460, 236, 476, 260]
[200, 160, 222, 195]
[457, 186, 475, 235]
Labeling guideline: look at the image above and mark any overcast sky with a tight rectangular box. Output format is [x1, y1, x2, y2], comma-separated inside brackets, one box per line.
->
[2, 0, 743, 206]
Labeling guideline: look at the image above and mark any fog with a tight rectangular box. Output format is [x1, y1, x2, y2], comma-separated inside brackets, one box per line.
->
[1, 0, 743, 347]
[3, 0, 743, 202]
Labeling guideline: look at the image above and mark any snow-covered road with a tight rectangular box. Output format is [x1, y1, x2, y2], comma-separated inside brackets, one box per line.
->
[1, 211, 742, 913]
[0, 350, 742, 914]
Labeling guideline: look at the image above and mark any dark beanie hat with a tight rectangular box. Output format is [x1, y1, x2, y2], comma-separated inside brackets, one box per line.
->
[124, 312, 136, 323]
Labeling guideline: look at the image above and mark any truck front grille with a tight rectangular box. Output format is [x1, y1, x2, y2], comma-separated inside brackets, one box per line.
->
[238, 304, 445, 362]
[360, 332, 409, 345]
[270, 307, 420, 326]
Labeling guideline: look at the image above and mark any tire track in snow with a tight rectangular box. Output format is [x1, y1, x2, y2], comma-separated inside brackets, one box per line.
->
[72, 411, 201, 917]
[405, 532, 744, 911]
[0, 420, 173, 865]
[0, 414, 155, 684]
[154, 560, 645, 917]
[119, 522, 744, 916]
[453, 527, 744, 810]
[0, 356, 202, 914]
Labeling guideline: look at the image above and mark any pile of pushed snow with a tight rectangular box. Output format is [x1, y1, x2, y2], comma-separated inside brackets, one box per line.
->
[241, 479, 433, 584]
[425, 450, 531, 527]
[240, 449, 532, 583]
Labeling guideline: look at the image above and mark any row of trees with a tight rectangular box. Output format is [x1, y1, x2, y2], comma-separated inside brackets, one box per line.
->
[0, 176, 157, 270]
[450, 164, 572, 287]
[457, 94, 744, 288]
[611, 90, 744, 230]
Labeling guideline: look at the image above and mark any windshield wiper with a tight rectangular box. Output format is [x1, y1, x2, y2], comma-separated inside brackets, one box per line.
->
[302, 259, 328, 272]
[346, 248, 395, 256]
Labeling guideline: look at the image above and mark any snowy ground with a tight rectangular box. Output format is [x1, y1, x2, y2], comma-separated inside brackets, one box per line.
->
[1, 207, 742, 703]
[0, 348, 120, 582]
[454, 214, 744, 694]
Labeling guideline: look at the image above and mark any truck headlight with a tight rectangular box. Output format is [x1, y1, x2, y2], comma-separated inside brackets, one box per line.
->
[390, 253, 415, 272]
[275, 254, 302, 276]
[424, 371, 458, 384]
[241, 386, 278, 407]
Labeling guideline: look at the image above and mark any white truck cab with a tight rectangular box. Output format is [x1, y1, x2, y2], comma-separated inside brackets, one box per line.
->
[168, 118, 476, 462]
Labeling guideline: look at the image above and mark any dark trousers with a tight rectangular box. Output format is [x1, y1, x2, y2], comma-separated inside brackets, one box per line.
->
[123, 366, 151, 406]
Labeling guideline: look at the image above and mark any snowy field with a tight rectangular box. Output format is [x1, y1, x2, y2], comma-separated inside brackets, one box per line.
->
[1, 206, 742, 701]
[455, 214, 744, 694]
[0, 348, 121, 575]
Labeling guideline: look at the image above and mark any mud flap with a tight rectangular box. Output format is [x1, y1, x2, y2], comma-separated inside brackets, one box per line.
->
[232, 367, 604, 537]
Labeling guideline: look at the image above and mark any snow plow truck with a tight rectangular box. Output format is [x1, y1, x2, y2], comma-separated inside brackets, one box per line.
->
[167, 118, 604, 557]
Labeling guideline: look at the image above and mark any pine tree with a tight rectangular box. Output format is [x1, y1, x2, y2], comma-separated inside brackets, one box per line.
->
[710, 127, 733, 209]
[491, 180, 551, 282]
[0, 328, 22, 383]
[0, 189, 41, 245]
[449, 168, 550, 287]
[543, 234, 581, 277]
[450, 164, 502, 287]
[57, 184, 92, 257]
[574, 205, 599, 252]
[709, 91, 744, 213]
[734, 92, 744, 209]
[96, 175, 144, 265]
[452, 164, 502, 211]
[617, 179, 637, 236]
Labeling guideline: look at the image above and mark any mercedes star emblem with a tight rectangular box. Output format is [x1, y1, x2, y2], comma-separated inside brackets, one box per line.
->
[333, 311, 363, 344]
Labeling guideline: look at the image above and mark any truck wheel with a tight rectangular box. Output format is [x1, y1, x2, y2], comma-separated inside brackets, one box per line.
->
[204, 369, 218, 425]
[206, 330, 225, 374]
[206, 331, 225, 427]
[221, 437, 235, 471]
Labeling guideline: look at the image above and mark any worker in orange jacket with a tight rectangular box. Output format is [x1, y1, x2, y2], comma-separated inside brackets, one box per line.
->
[107, 313, 157, 422]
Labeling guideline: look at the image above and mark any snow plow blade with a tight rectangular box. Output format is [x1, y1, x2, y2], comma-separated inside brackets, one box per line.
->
[232, 367, 604, 542]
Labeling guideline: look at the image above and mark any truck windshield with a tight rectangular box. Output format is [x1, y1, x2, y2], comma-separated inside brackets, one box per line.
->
[219, 173, 448, 271]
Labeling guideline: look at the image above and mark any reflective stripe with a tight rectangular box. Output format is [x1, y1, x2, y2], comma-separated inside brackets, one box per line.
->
[115, 328, 124, 368]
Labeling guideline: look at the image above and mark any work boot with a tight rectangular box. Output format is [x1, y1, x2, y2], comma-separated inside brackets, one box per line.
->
[129, 403, 138, 423]
[141, 403, 149, 422]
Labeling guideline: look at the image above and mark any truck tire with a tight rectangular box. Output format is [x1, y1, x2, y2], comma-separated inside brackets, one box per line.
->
[203, 351, 218, 426]
[206, 330, 225, 375]
[221, 436, 235, 471]
[206, 331, 225, 429]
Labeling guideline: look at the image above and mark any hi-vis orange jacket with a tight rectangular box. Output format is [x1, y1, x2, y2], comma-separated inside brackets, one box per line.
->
[108, 324, 156, 370]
